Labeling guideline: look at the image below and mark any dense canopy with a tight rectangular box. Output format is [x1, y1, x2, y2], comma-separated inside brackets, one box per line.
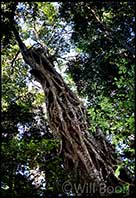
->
[1, 2, 135, 197]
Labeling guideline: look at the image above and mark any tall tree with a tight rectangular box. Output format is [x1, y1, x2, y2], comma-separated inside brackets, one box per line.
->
[1, 2, 135, 196]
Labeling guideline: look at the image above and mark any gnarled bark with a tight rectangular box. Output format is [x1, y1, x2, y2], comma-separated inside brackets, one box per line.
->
[11, 22, 121, 195]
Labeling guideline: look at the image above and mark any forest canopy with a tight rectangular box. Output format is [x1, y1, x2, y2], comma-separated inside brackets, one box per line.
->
[1, 2, 135, 197]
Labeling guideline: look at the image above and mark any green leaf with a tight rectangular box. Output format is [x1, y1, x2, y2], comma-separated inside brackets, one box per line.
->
[115, 165, 122, 177]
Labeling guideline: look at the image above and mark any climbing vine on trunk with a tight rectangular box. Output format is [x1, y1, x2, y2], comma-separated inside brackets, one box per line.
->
[10, 19, 122, 195]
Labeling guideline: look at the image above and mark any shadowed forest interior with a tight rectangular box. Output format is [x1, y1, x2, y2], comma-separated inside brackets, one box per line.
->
[1, 2, 135, 197]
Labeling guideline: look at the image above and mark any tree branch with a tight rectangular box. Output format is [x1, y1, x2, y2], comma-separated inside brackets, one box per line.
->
[10, 50, 20, 73]
[89, 7, 135, 56]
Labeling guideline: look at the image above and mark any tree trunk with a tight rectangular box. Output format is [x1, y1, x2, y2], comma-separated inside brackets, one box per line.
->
[11, 22, 121, 195]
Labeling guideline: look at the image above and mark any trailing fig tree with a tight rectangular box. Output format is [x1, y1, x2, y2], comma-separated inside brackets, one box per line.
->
[2, 2, 134, 196]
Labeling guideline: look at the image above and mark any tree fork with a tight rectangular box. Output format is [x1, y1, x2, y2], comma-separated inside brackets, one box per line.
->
[11, 20, 121, 194]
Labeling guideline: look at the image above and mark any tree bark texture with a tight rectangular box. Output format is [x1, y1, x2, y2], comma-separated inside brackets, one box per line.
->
[11, 23, 120, 193]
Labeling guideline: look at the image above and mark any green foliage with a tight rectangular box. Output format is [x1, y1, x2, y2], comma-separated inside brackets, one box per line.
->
[87, 59, 135, 181]
[60, 2, 135, 99]
[1, 4, 69, 194]
[60, 2, 135, 194]
[37, 2, 57, 24]
[1, 1, 135, 197]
